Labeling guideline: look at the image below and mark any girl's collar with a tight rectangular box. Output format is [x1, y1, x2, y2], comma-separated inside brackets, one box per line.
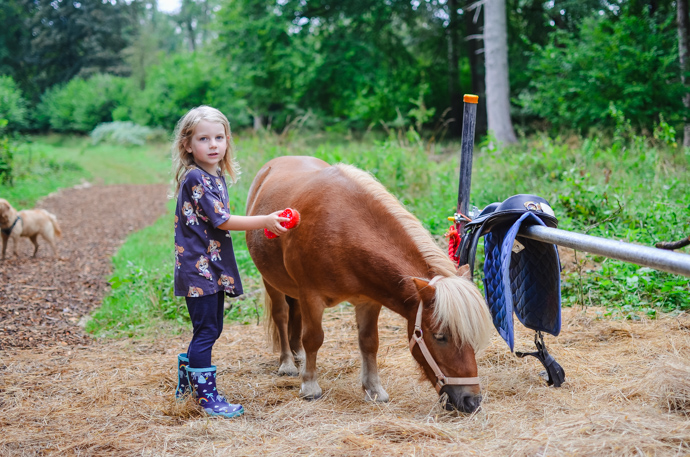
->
[191, 163, 222, 178]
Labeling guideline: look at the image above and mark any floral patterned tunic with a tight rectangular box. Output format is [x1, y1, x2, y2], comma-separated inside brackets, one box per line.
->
[174, 167, 243, 298]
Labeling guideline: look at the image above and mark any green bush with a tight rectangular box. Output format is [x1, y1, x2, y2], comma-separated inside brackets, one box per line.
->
[522, 12, 684, 133]
[0, 119, 14, 184]
[90, 121, 168, 146]
[0, 76, 28, 131]
[37, 74, 130, 132]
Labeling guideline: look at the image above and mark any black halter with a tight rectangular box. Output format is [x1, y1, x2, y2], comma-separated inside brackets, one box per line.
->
[1, 215, 21, 236]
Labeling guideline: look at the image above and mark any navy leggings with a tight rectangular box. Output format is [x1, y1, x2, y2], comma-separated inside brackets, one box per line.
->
[186, 291, 225, 368]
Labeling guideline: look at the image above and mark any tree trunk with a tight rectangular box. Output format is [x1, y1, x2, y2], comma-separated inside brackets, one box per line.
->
[447, 0, 462, 137]
[186, 19, 196, 52]
[253, 113, 264, 131]
[180, 0, 196, 52]
[484, 0, 517, 144]
[677, 0, 690, 148]
[201, 0, 209, 44]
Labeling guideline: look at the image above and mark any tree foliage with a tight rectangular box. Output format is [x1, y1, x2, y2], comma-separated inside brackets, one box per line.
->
[0, 0, 134, 102]
[522, 10, 684, 132]
[0, 0, 687, 136]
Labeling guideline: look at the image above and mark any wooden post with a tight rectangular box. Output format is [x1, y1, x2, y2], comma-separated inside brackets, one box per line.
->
[456, 94, 479, 235]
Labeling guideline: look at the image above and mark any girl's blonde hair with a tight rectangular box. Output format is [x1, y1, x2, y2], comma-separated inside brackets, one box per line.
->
[172, 105, 240, 196]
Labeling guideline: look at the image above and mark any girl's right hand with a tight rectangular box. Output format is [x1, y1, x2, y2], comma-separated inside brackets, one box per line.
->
[266, 211, 290, 236]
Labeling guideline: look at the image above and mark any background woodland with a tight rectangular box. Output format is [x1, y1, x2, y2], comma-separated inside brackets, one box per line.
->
[1, 0, 688, 141]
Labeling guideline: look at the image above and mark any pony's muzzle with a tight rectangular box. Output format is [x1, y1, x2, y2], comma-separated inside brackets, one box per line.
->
[440, 385, 482, 413]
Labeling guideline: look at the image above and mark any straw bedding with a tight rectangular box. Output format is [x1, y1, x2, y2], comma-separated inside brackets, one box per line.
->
[0, 183, 688, 456]
[1, 306, 688, 456]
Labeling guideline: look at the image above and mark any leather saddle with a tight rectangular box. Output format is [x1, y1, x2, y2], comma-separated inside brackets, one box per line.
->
[458, 194, 558, 275]
[456, 194, 565, 386]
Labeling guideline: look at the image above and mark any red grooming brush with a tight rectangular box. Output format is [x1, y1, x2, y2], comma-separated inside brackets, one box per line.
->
[264, 208, 301, 239]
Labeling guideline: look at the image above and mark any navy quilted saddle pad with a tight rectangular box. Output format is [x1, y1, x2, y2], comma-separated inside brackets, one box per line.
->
[461, 194, 562, 351]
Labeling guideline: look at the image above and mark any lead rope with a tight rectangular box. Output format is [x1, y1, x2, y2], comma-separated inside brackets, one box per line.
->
[408, 276, 480, 392]
[445, 211, 472, 263]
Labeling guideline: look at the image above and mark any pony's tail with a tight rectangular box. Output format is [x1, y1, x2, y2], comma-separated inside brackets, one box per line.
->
[261, 279, 281, 352]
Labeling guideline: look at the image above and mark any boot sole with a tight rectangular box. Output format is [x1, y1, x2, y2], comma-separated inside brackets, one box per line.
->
[204, 407, 245, 418]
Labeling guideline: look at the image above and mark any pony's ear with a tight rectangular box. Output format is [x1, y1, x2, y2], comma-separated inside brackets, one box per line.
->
[412, 277, 436, 302]
[456, 264, 471, 279]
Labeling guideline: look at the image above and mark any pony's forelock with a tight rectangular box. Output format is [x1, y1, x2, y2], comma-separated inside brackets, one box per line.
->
[432, 275, 493, 354]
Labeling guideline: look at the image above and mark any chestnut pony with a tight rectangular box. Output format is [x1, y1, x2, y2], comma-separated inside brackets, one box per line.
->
[246, 156, 493, 413]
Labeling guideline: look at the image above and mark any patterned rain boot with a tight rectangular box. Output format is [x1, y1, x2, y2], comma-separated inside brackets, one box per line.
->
[186, 366, 244, 418]
[175, 353, 191, 399]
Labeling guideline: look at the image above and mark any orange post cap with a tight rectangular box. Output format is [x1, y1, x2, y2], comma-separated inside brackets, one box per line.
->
[463, 94, 479, 104]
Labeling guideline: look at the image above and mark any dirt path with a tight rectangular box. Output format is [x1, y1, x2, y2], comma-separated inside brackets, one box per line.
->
[0, 184, 688, 456]
[0, 184, 168, 348]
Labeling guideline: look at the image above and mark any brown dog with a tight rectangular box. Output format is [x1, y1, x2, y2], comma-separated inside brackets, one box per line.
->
[0, 198, 62, 259]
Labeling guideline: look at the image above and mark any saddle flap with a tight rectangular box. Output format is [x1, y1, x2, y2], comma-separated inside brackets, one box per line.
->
[483, 212, 561, 351]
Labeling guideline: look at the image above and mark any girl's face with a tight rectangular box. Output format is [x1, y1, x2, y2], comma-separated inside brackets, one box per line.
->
[186, 120, 228, 175]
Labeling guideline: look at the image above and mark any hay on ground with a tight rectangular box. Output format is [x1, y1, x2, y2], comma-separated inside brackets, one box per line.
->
[1, 306, 689, 456]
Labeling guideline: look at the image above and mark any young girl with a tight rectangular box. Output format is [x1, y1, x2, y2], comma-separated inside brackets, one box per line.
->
[171, 106, 288, 418]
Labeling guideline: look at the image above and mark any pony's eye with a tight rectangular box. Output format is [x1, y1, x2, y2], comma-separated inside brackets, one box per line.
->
[433, 333, 447, 342]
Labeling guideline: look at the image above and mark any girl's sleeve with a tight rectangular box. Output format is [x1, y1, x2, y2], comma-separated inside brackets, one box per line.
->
[186, 169, 231, 228]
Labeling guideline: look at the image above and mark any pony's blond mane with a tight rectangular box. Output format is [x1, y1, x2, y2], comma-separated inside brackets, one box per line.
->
[336, 164, 493, 353]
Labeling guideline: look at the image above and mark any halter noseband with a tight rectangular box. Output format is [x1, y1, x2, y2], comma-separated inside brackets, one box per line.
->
[408, 275, 480, 392]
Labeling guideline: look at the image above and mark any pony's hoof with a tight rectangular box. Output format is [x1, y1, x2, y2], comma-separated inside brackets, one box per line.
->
[299, 382, 322, 400]
[300, 392, 322, 401]
[278, 363, 299, 377]
[364, 389, 390, 403]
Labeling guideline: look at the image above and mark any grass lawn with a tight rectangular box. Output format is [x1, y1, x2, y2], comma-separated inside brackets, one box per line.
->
[1, 134, 171, 209]
[4, 130, 689, 338]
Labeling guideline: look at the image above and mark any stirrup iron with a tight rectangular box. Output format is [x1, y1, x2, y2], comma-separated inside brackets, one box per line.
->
[515, 331, 565, 387]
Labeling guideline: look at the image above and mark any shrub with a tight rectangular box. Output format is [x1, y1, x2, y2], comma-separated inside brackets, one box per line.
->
[0, 119, 14, 184]
[0, 76, 28, 131]
[38, 74, 130, 132]
[90, 121, 168, 146]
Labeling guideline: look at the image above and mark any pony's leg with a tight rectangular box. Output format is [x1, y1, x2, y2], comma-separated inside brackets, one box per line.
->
[286, 296, 305, 363]
[299, 294, 325, 400]
[355, 303, 389, 402]
[264, 282, 299, 376]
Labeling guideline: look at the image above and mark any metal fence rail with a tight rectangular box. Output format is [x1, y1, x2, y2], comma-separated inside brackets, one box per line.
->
[520, 225, 690, 277]
[456, 94, 690, 279]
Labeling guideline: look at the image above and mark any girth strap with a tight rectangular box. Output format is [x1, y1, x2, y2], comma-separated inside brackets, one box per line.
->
[409, 275, 480, 392]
